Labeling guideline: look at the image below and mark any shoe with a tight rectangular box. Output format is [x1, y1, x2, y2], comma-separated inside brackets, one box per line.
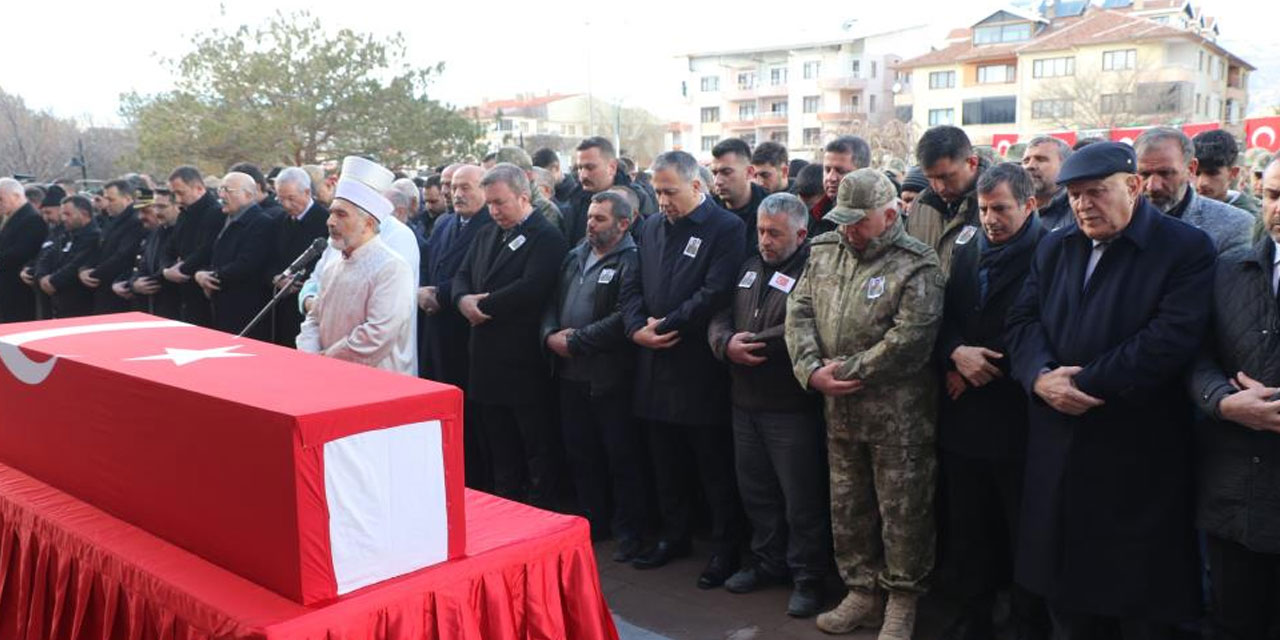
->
[724, 565, 789, 594]
[787, 580, 824, 618]
[816, 589, 883, 635]
[877, 592, 919, 640]
[612, 537, 643, 563]
[631, 540, 690, 570]
[696, 553, 740, 589]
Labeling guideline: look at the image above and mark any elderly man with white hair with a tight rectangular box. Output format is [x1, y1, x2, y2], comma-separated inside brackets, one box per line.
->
[297, 157, 417, 376]
[0, 177, 49, 322]
[267, 166, 329, 346]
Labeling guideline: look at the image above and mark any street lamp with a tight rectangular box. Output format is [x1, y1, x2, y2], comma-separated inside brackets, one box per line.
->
[67, 139, 88, 182]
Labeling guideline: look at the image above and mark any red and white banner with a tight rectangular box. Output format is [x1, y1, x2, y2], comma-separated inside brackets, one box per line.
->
[992, 134, 1019, 158]
[1110, 127, 1148, 146]
[1048, 131, 1078, 147]
[1181, 121, 1220, 138]
[1246, 116, 1280, 152]
[0, 313, 465, 604]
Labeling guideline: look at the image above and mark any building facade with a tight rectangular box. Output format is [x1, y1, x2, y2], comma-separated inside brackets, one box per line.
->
[893, 0, 1253, 145]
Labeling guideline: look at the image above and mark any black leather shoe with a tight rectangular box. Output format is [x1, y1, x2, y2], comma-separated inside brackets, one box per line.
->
[696, 553, 740, 589]
[631, 540, 690, 570]
[786, 580, 824, 618]
[612, 537, 643, 563]
[724, 565, 789, 594]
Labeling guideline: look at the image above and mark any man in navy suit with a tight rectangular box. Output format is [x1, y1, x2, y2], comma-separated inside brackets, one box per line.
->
[452, 164, 569, 507]
[421, 164, 493, 488]
[195, 172, 273, 339]
[1006, 142, 1215, 638]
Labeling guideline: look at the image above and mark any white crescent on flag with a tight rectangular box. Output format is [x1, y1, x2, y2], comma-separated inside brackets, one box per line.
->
[0, 320, 186, 385]
[1252, 126, 1277, 151]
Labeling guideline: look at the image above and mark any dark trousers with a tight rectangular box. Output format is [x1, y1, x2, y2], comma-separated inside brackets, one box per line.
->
[647, 419, 743, 555]
[732, 405, 830, 581]
[180, 283, 213, 327]
[479, 401, 558, 509]
[559, 379, 647, 540]
[1049, 607, 1179, 640]
[1207, 534, 1280, 640]
[462, 399, 490, 492]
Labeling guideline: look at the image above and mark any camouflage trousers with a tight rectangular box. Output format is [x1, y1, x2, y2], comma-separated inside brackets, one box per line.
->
[827, 428, 937, 594]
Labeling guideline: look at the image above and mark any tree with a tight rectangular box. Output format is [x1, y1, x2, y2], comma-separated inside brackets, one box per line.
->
[120, 10, 482, 174]
[0, 88, 134, 182]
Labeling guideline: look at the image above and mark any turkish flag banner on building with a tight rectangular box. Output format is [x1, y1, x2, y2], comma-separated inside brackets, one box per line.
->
[1048, 131, 1078, 147]
[1246, 116, 1280, 152]
[992, 134, 1019, 158]
[1110, 127, 1149, 146]
[0, 313, 465, 605]
[1181, 122, 1221, 138]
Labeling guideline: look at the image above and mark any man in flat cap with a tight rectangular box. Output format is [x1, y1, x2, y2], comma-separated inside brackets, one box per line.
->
[297, 157, 416, 376]
[786, 168, 944, 639]
[1006, 141, 1215, 638]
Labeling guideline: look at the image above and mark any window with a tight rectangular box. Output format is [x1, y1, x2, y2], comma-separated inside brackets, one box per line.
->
[1032, 57, 1075, 78]
[1198, 51, 1204, 72]
[770, 67, 788, 85]
[851, 60, 861, 78]
[1195, 93, 1203, 115]
[671, 132, 682, 148]
[977, 64, 1016, 84]
[498, 119, 513, 131]
[803, 61, 821, 79]
[1211, 57, 1222, 80]
[1135, 82, 1185, 114]
[1100, 93, 1132, 114]
[895, 105, 914, 122]
[928, 108, 955, 126]
[741, 133, 757, 147]
[803, 128, 822, 146]
[738, 102, 757, 120]
[770, 130, 788, 144]
[869, 94, 877, 113]
[973, 22, 1032, 44]
[1031, 99, 1074, 119]
[803, 95, 822, 113]
[700, 107, 720, 123]
[1102, 49, 1136, 71]
[850, 95, 860, 111]
[701, 136, 719, 151]
[929, 70, 956, 89]
[961, 96, 1016, 125]
[737, 72, 757, 89]
[700, 76, 720, 92]
[871, 61, 878, 79]
[770, 101, 788, 117]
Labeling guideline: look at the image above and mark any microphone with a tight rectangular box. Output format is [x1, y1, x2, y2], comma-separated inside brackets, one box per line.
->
[280, 237, 328, 279]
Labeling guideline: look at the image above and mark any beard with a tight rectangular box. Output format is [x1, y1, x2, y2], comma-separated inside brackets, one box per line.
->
[587, 227, 621, 250]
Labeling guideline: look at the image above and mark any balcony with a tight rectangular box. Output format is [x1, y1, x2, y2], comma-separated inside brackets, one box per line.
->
[725, 86, 758, 101]
[757, 83, 789, 98]
[723, 119, 757, 130]
[757, 116, 788, 127]
[817, 110, 866, 123]
[818, 77, 868, 91]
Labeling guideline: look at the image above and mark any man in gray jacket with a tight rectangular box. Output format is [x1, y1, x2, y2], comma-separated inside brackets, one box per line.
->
[1135, 126, 1252, 255]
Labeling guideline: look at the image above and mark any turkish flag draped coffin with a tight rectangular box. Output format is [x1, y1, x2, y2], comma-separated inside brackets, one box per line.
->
[0, 313, 465, 604]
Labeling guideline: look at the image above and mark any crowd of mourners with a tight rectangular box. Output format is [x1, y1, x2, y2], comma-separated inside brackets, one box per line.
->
[0, 123, 1278, 640]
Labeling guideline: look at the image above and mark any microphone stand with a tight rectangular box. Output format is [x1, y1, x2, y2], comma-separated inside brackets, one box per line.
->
[238, 270, 306, 339]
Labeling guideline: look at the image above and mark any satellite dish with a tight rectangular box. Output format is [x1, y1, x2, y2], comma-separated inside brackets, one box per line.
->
[892, 82, 903, 94]
[841, 18, 858, 31]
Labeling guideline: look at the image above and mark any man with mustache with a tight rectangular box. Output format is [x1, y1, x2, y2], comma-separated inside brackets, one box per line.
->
[1134, 126, 1251, 255]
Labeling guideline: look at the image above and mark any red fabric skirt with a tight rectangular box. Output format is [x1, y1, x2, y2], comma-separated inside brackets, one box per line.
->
[0, 462, 618, 640]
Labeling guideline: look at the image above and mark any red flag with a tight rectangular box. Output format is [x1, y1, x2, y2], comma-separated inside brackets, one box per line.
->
[1181, 122, 1220, 138]
[991, 134, 1019, 158]
[1110, 127, 1148, 146]
[1048, 131, 1077, 147]
[1246, 116, 1280, 152]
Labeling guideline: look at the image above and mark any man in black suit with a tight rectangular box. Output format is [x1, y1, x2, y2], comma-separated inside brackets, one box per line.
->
[37, 195, 100, 318]
[269, 167, 328, 346]
[195, 172, 273, 339]
[163, 166, 223, 327]
[421, 164, 493, 488]
[935, 163, 1048, 640]
[81, 179, 144, 315]
[0, 178, 48, 322]
[452, 163, 569, 507]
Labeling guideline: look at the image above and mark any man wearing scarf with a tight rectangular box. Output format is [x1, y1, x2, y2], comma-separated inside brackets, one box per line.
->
[934, 163, 1048, 640]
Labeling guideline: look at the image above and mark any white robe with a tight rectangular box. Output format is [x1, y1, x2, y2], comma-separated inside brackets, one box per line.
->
[296, 237, 416, 376]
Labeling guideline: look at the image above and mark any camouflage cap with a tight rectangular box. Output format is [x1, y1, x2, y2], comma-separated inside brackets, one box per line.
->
[493, 146, 534, 171]
[1251, 150, 1275, 175]
[825, 168, 897, 225]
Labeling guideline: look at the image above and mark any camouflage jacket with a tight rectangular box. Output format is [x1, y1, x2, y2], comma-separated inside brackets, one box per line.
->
[532, 188, 564, 232]
[785, 219, 945, 444]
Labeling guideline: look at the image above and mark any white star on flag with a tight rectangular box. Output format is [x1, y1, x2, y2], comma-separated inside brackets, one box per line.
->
[126, 345, 255, 366]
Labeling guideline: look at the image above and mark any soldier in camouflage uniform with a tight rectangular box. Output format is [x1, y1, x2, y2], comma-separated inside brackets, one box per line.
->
[785, 168, 945, 639]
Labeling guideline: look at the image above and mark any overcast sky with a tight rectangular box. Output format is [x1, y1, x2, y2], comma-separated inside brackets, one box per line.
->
[4, 0, 1273, 126]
